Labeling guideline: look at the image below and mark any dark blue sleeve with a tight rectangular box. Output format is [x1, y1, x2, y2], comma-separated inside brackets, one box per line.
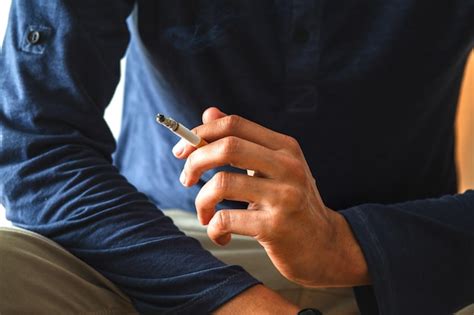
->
[0, 1, 259, 313]
[341, 190, 474, 315]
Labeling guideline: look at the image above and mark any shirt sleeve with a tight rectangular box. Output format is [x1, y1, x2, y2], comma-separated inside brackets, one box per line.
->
[0, 1, 259, 313]
[340, 190, 474, 315]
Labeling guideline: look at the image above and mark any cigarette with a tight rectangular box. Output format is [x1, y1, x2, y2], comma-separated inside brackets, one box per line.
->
[155, 114, 208, 148]
[156, 113, 256, 176]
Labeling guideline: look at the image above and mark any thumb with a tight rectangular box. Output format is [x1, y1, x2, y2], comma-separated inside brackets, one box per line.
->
[202, 107, 226, 124]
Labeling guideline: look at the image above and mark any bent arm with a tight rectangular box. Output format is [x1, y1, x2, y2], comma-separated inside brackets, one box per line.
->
[174, 109, 474, 314]
[0, 1, 269, 313]
[341, 190, 474, 315]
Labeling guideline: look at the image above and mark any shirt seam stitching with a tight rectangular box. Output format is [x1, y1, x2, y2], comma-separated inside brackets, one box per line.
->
[355, 207, 397, 315]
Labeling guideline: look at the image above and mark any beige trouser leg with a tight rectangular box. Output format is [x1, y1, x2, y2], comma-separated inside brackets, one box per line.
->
[0, 227, 138, 315]
[165, 209, 359, 315]
[0, 211, 359, 315]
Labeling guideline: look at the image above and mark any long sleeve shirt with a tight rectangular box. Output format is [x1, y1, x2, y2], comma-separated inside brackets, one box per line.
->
[1, 1, 474, 314]
[0, 1, 259, 314]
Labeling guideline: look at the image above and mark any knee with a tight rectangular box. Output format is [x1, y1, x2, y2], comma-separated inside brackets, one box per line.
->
[0, 228, 30, 293]
[0, 227, 22, 256]
[0, 227, 55, 280]
[0, 228, 31, 274]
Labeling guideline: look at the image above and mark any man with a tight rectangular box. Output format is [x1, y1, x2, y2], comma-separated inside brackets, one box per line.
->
[0, 1, 473, 314]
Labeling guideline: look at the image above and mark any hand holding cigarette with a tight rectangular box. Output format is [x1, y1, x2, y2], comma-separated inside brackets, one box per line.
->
[158, 107, 370, 288]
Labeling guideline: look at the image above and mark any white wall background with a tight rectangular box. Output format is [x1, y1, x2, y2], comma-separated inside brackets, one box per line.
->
[0, 0, 12, 227]
[0, 1, 125, 226]
[0, 1, 10, 46]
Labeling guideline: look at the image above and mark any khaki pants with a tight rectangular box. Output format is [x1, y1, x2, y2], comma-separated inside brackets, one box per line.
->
[0, 210, 359, 314]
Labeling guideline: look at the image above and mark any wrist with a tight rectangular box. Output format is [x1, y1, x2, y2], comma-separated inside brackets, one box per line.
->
[331, 211, 371, 285]
[214, 285, 299, 314]
[298, 209, 371, 287]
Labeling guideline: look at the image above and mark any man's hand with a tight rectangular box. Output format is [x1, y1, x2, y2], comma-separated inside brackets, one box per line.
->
[173, 107, 371, 287]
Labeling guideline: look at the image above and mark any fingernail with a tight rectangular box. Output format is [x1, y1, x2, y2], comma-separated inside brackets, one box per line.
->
[172, 141, 185, 157]
[179, 170, 187, 186]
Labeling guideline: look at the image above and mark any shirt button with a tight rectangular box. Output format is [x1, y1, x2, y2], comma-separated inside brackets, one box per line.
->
[292, 27, 310, 44]
[27, 31, 41, 45]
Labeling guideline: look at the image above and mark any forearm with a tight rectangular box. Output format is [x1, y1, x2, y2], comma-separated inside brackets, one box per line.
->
[328, 211, 372, 286]
[340, 190, 474, 314]
[214, 285, 299, 315]
[0, 1, 261, 313]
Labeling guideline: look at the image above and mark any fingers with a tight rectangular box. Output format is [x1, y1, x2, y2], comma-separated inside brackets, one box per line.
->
[193, 115, 290, 150]
[207, 209, 265, 245]
[195, 172, 273, 224]
[180, 136, 282, 186]
[174, 111, 298, 160]
[173, 107, 227, 158]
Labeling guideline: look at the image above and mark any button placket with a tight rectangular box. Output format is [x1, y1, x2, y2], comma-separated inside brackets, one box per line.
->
[284, 0, 324, 112]
[292, 26, 310, 44]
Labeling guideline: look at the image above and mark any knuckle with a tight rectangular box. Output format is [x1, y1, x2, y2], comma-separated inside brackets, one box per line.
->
[215, 210, 230, 233]
[213, 171, 231, 191]
[283, 135, 302, 155]
[218, 136, 240, 156]
[292, 163, 307, 180]
[285, 135, 299, 147]
[281, 155, 306, 179]
[221, 115, 242, 131]
[186, 152, 196, 171]
[278, 184, 301, 205]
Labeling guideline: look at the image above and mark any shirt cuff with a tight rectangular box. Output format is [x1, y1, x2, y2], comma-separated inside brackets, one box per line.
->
[340, 206, 395, 315]
[170, 270, 261, 315]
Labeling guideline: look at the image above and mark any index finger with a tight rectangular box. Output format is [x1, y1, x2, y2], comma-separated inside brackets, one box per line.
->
[172, 107, 226, 158]
[177, 115, 292, 159]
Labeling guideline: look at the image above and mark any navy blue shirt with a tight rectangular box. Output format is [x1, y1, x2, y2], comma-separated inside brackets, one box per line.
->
[1, 1, 474, 314]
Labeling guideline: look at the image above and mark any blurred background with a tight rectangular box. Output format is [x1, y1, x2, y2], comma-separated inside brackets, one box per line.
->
[0, 2, 472, 226]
